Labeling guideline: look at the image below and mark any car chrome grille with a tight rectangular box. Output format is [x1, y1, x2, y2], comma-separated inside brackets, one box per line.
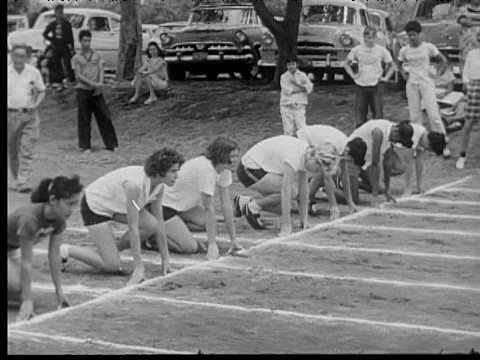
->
[297, 41, 337, 58]
[439, 48, 460, 63]
[167, 42, 250, 55]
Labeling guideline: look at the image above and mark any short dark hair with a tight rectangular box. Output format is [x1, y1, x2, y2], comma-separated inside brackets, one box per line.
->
[146, 41, 163, 58]
[427, 132, 446, 155]
[405, 20, 422, 34]
[397, 120, 414, 148]
[54, 4, 64, 12]
[286, 55, 298, 63]
[78, 29, 92, 41]
[205, 137, 238, 166]
[31, 175, 83, 203]
[346, 137, 367, 168]
[363, 26, 377, 37]
[144, 148, 184, 177]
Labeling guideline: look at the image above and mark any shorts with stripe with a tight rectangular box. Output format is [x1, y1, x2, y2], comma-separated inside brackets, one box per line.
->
[236, 162, 267, 188]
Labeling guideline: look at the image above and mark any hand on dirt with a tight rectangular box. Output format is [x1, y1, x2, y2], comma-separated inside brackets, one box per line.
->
[300, 219, 311, 230]
[126, 266, 146, 286]
[17, 300, 35, 322]
[348, 203, 359, 214]
[205, 243, 219, 261]
[417, 186, 425, 194]
[57, 293, 70, 309]
[279, 224, 292, 238]
[330, 206, 340, 221]
[385, 192, 396, 203]
[161, 259, 172, 276]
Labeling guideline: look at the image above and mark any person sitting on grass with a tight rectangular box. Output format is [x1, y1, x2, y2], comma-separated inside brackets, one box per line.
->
[129, 41, 168, 105]
[233, 135, 325, 237]
[8, 175, 83, 322]
[149, 137, 242, 260]
[60, 148, 184, 286]
[347, 119, 414, 203]
[401, 122, 447, 197]
[296, 125, 367, 218]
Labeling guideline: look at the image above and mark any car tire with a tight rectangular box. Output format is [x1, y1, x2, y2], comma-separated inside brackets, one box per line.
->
[261, 67, 275, 82]
[206, 71, 218, 80]
[167, 64, 186, 81]
[240, 51, 260, 80]
[326, 72, 336, 82]
[313, 71, 325, 83]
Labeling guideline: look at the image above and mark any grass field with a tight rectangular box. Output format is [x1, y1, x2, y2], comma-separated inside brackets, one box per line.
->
[7, 76, 480, 353]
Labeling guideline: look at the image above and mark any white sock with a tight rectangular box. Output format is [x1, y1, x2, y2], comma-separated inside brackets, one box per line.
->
[248, 200, 261, 214]
[238, 195, 251, 210]
[60, 244, 70, 260]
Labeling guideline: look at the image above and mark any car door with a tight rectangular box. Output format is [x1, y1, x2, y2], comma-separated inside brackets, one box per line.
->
[87, 15, 119, 72]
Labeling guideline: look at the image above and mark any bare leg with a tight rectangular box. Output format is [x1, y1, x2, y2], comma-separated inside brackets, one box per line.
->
[164, 216, 199, 254]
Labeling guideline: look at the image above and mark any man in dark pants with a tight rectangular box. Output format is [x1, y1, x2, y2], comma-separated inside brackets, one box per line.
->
[43, 4, 75, 91]
[72, 30, 118, 153]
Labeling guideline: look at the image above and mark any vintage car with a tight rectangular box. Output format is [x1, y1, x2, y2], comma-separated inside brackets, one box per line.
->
[158, 1, 267, 80]
[367, 8, 394, 52]
[393, 0, 467, 89]
[8, 15, 29, 34]
[258, 0, 375, 82]
[7, 8, 152, 73]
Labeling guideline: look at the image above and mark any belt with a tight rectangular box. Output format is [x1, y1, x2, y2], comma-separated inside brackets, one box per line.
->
[8, 108, 29, 113]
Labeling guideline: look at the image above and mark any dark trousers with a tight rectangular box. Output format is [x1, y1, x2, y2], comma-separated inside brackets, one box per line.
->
[355, 83, 384, 127]
[51, 47, 75, 83]
[76, 89, 119, 150]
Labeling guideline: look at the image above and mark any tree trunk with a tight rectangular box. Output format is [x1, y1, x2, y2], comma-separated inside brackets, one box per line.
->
[117, 0, 142, 81]
[250, 0, 302, 89]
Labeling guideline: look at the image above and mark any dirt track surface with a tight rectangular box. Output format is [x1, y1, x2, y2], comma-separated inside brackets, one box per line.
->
[7, 79, 480, 353]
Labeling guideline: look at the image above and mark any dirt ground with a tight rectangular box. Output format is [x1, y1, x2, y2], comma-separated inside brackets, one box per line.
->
[7, 77, 480, 354]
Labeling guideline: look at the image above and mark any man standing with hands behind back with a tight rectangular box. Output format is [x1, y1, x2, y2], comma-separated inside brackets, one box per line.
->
[43, 4, 76, 91]
[280, 55, 313, 136]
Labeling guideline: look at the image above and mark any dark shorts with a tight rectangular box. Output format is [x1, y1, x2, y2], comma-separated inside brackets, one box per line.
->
[236, 162, 268, 188]
[162, 206, 179, 221]
[81, 195, 113, 226]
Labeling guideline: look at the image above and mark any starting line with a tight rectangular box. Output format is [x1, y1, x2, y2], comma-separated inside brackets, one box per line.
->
[436, 187, 480, 194]
[369, 208, 480, 221]
[389, 197, 480, 207]
[278, 242, 480, 261]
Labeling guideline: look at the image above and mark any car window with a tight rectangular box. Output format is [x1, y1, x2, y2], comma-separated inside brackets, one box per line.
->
[88, 17, 110, 31]
[359, 9, 368, 26]
[302, 5, 359, 25]
[414, 0, 467, 19]
[370, 13, 381, 28]
[34, 13, 85, 30]
[110, 18, 121, 31]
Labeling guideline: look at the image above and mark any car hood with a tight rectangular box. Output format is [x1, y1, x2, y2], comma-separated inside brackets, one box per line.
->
[298, 23, 362, 44]
[8, 29, 46, 51]
[417, 20, 460, 48]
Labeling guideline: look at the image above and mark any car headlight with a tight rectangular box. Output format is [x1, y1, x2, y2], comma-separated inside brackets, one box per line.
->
[340, 34, 353, 47]
[262, 33, 274, 45]
[160, 33, 172, 46]
[235, 30, 247, 43]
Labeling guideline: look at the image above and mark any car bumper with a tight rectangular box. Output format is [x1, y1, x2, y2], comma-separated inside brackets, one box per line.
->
[164, 53, 254, 63]
[259, 49, 349, 71]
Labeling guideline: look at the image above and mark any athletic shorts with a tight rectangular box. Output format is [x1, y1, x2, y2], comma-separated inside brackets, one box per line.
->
[236, 162, 267, 188]
[81, 195, 179, 226]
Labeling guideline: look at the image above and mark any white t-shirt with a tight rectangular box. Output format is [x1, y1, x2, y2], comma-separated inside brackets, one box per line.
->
[7, 64, 46, 109]
[347, 44, 393, 87]
[162, 156, 232, 212]
[348, 119, 393, 170]
[242, 135, 308, 174]
[398, 42, 440, 85]
[85, 166, 164, 218]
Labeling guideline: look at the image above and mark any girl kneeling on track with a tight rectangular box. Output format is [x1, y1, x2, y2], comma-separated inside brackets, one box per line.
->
[347, 119, 414, 203]
[234, 135, 325, 237]
[151, 137, 241, 261]
[60, 148, 184, 286]
[8, 175, 83, 322]
[297, 125, 367, 218]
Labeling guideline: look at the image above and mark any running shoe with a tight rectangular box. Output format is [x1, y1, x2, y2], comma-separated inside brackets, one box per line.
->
[141, 236, 158, 251]
[308, 201, 319, 216]
[456, 157, 466, 170]
[244, 204, 266, 230]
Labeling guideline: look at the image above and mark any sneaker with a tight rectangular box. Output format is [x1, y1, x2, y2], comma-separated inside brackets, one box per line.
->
[456, 157, 466, 170]
[244, 203, 266, 230]
[308, 201, 319, 216]
[443, 147, 452, 158]
[81, 148, 92, 154]
[59, 245, 69, 272]
[233, 195, 243, 218]
[141, 236, 157, 251]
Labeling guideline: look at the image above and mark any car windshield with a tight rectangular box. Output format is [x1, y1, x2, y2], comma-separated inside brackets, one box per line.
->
[414, 0, 468, 20]
[34, 13, 85, 30]
[370, 13, 381, 27]
[302, 5, 358, 25]
[189, 8, 257, 25]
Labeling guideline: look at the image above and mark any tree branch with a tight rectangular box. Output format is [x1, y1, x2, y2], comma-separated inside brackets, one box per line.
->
[250, 0, 282, 36]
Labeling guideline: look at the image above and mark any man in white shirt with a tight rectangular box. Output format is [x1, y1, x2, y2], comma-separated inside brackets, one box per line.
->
[280, 55, 313, 136]
[8, 43, 46, 193]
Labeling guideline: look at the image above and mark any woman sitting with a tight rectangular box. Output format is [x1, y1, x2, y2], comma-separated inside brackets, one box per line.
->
[129, 40, 168, 105]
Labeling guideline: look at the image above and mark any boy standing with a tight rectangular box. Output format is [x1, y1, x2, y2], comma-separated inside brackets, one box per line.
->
[456, 30, 480, 170]
[280, 55, 313, 136]
[344, 26, 395, 127]
[397, 20, 452, 157]
[72, 30, 118, 154]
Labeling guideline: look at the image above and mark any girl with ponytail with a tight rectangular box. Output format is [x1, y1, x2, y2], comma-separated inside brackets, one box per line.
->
[8, 175, 83, 322]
